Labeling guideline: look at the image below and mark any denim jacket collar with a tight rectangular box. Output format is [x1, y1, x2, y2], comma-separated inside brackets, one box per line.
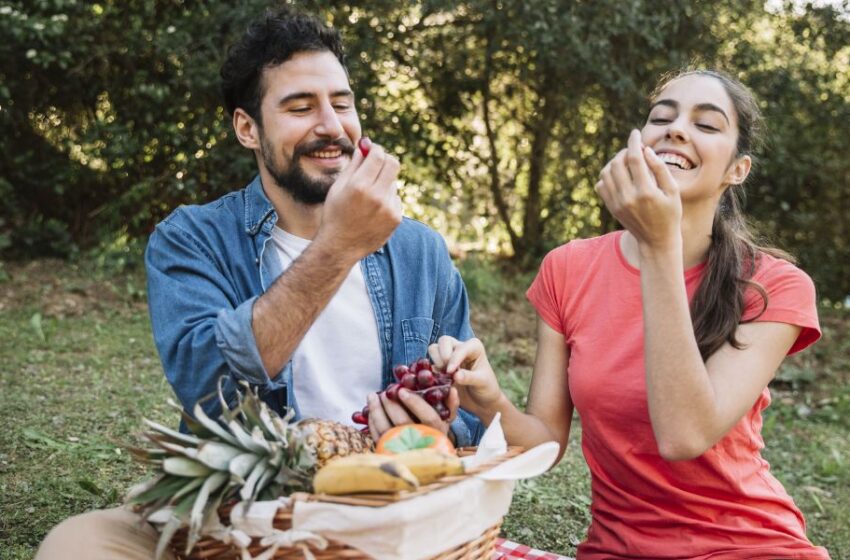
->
[242, 175, 385, 254]
[244, 176, 276, 236]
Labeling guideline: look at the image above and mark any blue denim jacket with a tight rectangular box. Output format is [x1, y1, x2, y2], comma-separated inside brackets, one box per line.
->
[145, 176, 484, 446]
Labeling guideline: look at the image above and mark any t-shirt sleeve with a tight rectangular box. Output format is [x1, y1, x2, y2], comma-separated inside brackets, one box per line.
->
[526, 247, 568, 334]
[742, 257, 821, 355]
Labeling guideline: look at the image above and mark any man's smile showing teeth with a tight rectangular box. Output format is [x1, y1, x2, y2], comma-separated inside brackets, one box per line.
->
[308, 149, 343, 159]
[656, 151, 695, 170]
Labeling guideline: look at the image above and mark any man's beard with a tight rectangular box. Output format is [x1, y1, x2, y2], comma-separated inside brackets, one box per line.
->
[260, 133, 355, 205]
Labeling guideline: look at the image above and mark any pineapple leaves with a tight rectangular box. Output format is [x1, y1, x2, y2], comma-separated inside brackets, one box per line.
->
[129, 382, 328, 558]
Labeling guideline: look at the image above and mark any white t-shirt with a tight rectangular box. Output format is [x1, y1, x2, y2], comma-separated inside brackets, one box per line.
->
[269, 227, 383, 426]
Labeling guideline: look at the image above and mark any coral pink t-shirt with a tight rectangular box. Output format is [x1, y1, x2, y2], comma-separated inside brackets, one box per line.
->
[527, 231, 828, 560]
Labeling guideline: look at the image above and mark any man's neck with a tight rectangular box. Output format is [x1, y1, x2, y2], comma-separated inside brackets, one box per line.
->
[259, 170, 323, 239]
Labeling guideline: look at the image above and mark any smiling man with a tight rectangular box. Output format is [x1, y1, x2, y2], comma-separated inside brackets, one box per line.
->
[141, 9, 483, 440]
[35, 9, 482, 559]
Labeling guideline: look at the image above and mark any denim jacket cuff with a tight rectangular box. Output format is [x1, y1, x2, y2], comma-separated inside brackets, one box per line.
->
[214, 296, 271, 385]
[449, 408, 484, 448]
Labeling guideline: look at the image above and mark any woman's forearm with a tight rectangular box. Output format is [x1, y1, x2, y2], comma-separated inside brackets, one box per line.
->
[639, 245, 719, 460]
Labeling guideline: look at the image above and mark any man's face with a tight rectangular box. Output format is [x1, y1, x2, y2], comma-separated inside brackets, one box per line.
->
[256, 50, 361, 205]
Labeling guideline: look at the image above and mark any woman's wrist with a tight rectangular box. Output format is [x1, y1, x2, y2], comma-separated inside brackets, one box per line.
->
[637, 236, 682, 265]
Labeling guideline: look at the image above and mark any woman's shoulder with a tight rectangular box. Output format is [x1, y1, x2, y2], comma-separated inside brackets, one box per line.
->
[541, 231, 619, 270]
[751, 251, 816, 293]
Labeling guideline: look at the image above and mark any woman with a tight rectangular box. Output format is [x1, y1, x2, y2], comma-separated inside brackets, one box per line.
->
[414, 70, 830, 559]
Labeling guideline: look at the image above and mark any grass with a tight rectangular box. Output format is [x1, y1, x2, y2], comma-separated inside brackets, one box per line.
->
[0, 259, 848, 559]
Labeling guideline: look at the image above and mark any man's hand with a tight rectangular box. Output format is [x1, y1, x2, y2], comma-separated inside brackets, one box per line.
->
[366, 388, 458, 441]
[316, 139, 402, 262]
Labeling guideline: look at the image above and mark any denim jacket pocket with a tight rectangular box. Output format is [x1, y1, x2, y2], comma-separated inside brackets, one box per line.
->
[401, 317, 440, 364]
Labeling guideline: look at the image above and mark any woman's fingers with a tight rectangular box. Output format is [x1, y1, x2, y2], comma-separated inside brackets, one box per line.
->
[626, 130, 655, 191]
[610, 149, 632, 198]
[445, 338, 485, 374]
[429, 336, 460, 371]
[644, 146, 679, 196]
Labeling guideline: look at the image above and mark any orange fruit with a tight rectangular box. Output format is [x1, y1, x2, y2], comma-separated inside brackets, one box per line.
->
[376, 424, 456, 456]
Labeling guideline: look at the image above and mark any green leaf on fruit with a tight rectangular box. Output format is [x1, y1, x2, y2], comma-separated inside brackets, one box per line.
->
[384, 427, 436, 453]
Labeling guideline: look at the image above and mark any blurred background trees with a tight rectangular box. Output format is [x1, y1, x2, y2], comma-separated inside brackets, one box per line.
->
[1, 0, 848, 298]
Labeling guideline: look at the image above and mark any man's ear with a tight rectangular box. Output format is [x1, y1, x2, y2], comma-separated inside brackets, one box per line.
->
[725, 154, 751, 186]
[233, 108, 261, 150]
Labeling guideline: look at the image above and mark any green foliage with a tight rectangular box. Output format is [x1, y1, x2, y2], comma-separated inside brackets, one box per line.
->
[1, 1, 848, 296]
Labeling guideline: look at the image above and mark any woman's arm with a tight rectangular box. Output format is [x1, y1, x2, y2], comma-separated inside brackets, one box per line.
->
[598, 130, 801, 460]
[639, 247, 800, 460]
[433, 317, 574, 458]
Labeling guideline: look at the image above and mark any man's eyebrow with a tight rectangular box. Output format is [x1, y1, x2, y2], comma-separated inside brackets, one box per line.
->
[277, 90, 354, 105]
[649, 98, 729, 124]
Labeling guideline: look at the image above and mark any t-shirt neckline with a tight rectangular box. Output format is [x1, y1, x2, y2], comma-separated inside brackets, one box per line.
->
[612, 230, 707, 280]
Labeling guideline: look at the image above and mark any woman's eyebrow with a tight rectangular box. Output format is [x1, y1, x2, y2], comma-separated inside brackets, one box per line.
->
[694, 103, 730, 124]
[649, 99, 678, 111]
[649, 99, 729, 124]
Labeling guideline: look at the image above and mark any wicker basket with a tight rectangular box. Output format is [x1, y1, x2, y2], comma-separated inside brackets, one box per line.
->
[170, 446, 522, 560]
[170, 510, 501, 559]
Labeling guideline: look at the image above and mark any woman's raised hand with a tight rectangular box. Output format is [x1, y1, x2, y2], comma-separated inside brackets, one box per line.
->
[596, 129, 683, 252]
[428, 336, 503, 417]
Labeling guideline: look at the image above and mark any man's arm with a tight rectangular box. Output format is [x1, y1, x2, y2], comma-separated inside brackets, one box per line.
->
[251, 144, 401, 376]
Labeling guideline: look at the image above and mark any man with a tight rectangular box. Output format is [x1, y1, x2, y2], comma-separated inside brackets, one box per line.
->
[143, 9, 481, 444]
[36, 9, 481, 559]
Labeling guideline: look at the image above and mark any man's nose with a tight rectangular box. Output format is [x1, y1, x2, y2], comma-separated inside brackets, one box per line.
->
[314, 102, 344, 138]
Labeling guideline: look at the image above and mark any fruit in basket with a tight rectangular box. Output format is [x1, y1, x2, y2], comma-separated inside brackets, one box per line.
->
[298, 418, 374, 467]
[126, 382, 373, 558]
[376, 424, 456, 455]
[392, 448, 464, 484]
[313, 452, 419, 494]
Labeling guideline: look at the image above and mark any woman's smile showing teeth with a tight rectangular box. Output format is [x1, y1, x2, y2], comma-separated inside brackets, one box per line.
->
[655, 151, 695, 170]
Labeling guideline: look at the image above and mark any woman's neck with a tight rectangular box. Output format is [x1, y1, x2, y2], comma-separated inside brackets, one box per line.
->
[620, 199, 716, 270]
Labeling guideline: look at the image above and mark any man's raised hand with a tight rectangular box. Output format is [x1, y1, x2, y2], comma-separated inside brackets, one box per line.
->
[317, 138, 402, 262]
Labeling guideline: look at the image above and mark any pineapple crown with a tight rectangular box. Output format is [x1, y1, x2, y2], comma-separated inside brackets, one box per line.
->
[126, 381, 316, 558]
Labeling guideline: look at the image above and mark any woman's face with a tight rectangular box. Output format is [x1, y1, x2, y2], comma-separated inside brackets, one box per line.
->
[641, 74, 750, 201]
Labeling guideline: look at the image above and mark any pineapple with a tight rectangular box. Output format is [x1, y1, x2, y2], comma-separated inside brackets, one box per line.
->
[126, 382, 373, 559]
[299, 418, 373, 467]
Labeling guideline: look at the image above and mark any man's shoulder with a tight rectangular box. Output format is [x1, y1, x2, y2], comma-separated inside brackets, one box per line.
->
[390, 217, 446, 248]
[157, 188, 247, 236]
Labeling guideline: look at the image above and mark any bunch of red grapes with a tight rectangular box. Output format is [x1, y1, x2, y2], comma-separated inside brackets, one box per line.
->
[352, 358, 454, 427]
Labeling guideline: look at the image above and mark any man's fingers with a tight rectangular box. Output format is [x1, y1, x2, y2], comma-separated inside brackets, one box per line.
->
[398, 389, 449, 434]
[445, 387, 459, 424]
[380, 392, 415, 426]
[374, 154, 401, 198]
[350, 143, 387, 188]
[367, 392, 390, 441]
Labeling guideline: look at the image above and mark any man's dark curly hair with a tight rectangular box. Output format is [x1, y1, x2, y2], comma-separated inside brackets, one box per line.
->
[220, 9, 347, 123]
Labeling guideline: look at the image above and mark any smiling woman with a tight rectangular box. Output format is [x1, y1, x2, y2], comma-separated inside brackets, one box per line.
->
[429, 69, 831, 559]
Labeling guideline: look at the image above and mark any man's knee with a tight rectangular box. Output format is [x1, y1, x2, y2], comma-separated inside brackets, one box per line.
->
[36, 507, 173, 560]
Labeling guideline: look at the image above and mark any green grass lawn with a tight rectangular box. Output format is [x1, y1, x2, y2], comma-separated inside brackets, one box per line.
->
[0, 260, 848, 559]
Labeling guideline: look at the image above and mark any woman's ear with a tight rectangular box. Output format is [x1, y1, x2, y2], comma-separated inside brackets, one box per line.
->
[233, 108, 261, 150]
[725, 154, 752, 186]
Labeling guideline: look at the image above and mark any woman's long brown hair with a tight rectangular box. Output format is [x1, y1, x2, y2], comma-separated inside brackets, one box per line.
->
[650, 70, 794, 361]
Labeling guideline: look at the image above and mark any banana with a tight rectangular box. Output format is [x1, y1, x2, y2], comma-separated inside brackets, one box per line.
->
[393, 449, 464, 485]
[313, 453, 419, 495]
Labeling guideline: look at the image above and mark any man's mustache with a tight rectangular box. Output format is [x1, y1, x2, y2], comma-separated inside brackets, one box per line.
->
[294, 138, 355, 158]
